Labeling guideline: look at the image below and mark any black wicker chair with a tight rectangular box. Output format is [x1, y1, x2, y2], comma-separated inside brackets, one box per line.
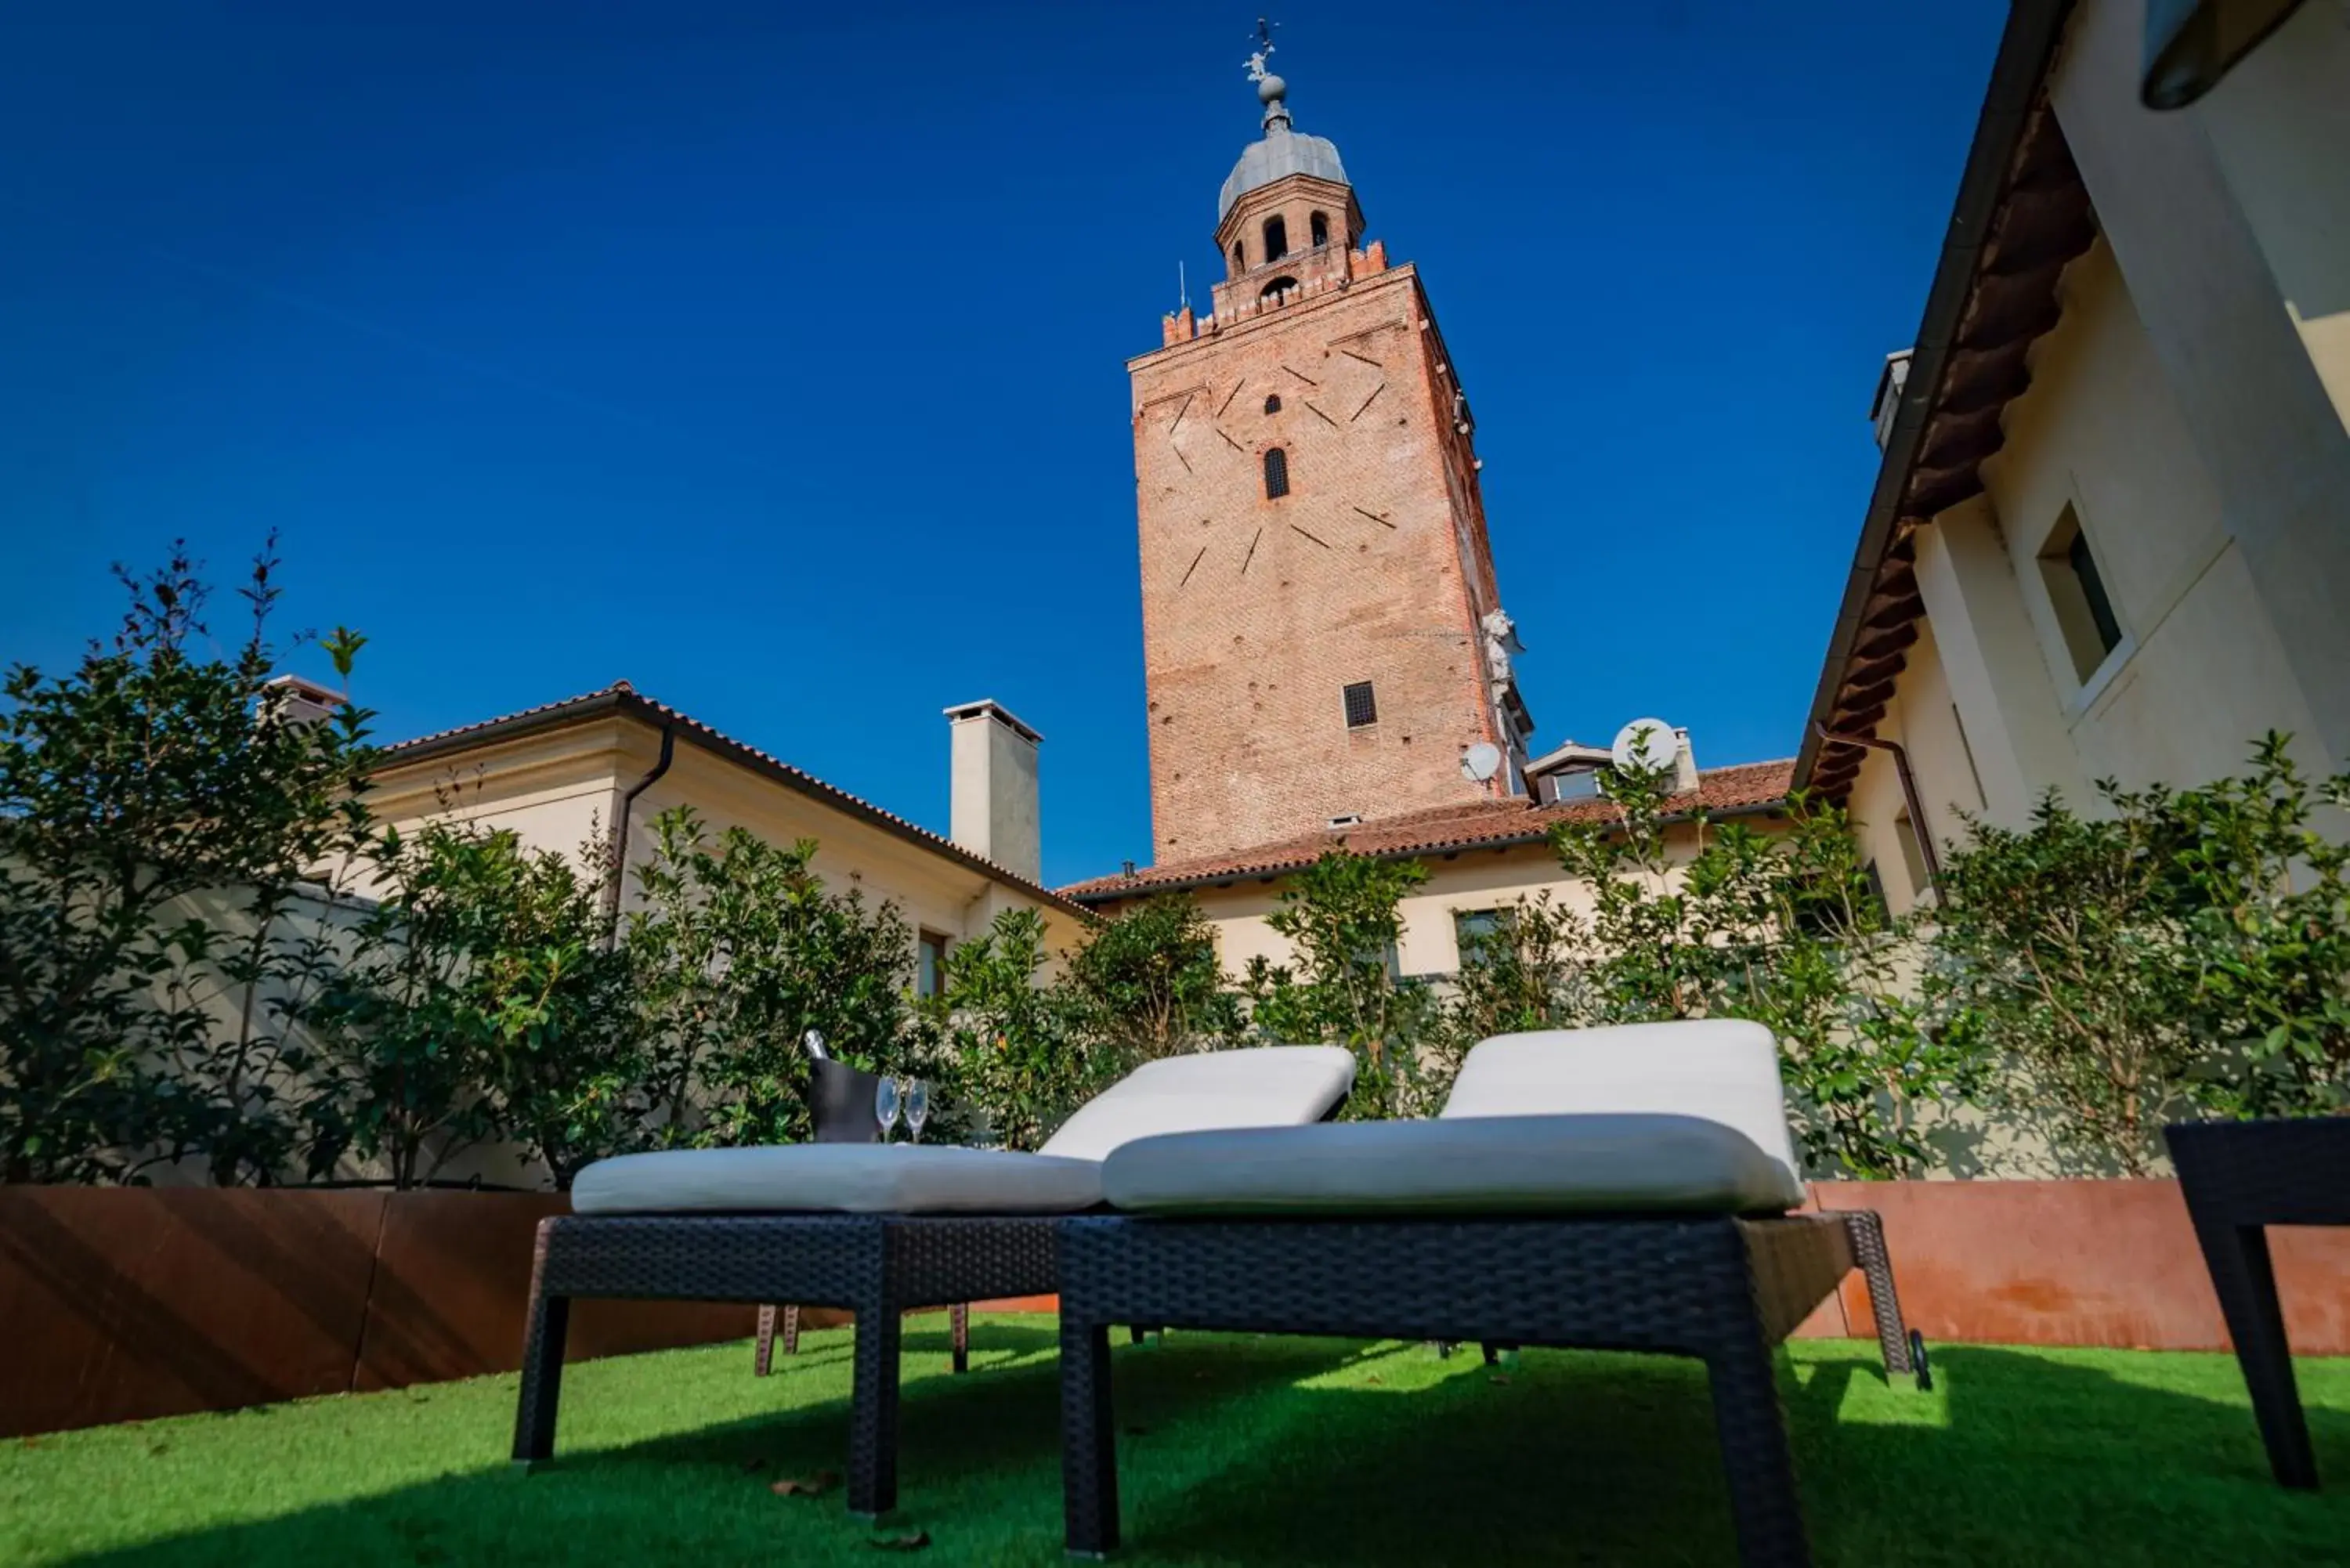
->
[1054, 1024, 1919, 1568]
[753, 1057, 969, 1379]
[510, 1046, 1356, 1517]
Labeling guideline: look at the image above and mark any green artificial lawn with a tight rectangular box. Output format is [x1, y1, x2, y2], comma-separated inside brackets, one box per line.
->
[4, 1318, 2348, 1566]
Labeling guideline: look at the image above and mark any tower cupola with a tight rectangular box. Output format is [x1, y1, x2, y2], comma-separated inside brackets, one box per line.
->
[1213, 31, 1366, 299]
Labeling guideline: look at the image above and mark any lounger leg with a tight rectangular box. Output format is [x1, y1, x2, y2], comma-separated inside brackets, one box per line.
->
[783, 1303, 802, 1356]
[754, 1305, 778, 1377]
[1703, 1329, 1810, 1568]
[512, 1232, 570, 1465]
[848, 1304, 902, 1517]
[2190, 1216, 2318, 1488]
[951, 1302, 970, 1374]
[1061, 1317, 1119, 1558]
[1842, 1212, 1914, 1377]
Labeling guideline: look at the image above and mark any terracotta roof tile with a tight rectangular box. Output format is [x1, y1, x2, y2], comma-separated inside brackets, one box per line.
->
[378, 682, 1087, 917]
[1058, 760, 1794, 902]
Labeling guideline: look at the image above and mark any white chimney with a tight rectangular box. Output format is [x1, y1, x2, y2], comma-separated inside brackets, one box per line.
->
[1870, 349, 1914, 451]
[943, 699, 1042, 882]
[261, 674, 342, 729]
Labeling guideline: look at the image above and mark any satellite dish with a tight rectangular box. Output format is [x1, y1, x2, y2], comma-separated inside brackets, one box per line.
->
[1460, 742, 1503, 782]
[1611, 719, 1679, 776]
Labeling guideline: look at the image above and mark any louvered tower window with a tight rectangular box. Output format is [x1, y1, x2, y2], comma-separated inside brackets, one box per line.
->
[1263, 446, 1289, 499]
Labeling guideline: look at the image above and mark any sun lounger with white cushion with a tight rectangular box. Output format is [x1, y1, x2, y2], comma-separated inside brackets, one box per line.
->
[511, 1045, 1355, 1516]
[1055, 1021, 1915, 1568]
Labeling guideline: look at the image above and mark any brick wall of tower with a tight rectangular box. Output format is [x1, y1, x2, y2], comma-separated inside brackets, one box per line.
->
[1129, 260, 1510, 862]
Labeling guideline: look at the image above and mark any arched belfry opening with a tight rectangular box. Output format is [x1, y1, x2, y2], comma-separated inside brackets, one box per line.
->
[1263, 215, 1289, 262]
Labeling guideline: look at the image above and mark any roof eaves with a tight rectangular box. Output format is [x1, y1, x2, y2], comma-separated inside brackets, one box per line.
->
[1064, 772, 1792, 905]
[380, 685, 1090, 919]
[1792, 0, 2077, 793]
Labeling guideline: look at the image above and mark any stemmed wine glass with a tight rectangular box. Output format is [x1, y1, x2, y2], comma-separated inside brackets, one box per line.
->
[875, 1076, 902, 1143]
[905, 1079, 931, 1144]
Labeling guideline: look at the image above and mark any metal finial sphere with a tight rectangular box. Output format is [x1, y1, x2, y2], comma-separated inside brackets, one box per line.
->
[1256, 73, 1287, 105]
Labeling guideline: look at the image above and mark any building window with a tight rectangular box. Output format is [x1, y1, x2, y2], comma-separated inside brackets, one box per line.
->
[1893, 811, 1932, 902]
[1310, 210, 1329, 247]
[2038, 504, 2125, 681]
[1258, 275, 1300, 306]
[1263, 215, 1289, 262]
[1263, 394, 1282, 414]
[1860, 860, 1889, 922]
[1342, 680, 1377, 728]
[916, 930, 949, 999]
[1263, 446, 1290, 499]
[1231, 241, 1245, 271]
[1453, 907, 1510, 963]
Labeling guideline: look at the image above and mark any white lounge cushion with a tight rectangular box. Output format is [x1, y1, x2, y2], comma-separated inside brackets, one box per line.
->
[1036, 1045, 1356, 1162]
[1441, 1021, 1805, 1196]
[569, 1044, 1356, 1216]
[1100, 1113, 1806, 1216]
[572, 1144, 1104, 1216]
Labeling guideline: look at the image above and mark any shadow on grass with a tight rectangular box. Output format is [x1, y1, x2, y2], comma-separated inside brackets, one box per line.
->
[50, 1330, 2350, 1568]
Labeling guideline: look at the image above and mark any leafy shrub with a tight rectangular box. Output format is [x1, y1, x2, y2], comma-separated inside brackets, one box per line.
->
[0, 541, 374, 1184]
[930, 907, 1101, 1150]
[623, 806, 926, 1151]
[1542, 753, 1983, 1179]
[1240, 851, 1443, 1118]
[1061, 894, 1242, 1062]
[1932, 733, 2350, 1172]
[303, 820, 630, 1188]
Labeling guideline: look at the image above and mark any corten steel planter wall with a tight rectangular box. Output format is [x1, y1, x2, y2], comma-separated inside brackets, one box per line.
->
[0, 1188, 783, 1439]
[1795, 1179, 2350, 1353]
[0, 1187, 388, 1440]
[12, 1178, 2350, 1439]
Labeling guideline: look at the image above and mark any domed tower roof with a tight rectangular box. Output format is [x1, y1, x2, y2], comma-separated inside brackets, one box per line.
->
[1220, 44, 1350, 219]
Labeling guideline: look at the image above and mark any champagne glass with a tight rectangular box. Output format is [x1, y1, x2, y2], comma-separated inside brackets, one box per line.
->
[875, 1076, 902, 1143]
[906, 1079, 931, 1144]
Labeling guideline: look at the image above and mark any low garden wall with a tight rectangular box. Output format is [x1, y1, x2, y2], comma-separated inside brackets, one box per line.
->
[0, 1188, 768, 1440]
[6, 1178, 2348, 1439]
[1795, 1180, 2350, 1353]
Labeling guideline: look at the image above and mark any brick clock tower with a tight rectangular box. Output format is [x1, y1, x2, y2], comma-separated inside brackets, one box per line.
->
[1128, 51, 1531, 862]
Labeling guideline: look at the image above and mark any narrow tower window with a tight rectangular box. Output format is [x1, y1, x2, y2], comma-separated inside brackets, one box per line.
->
[1310, 211, 1329, 247]
[1263, 394, 1282, 414]
[1232, 241, 1245, 272]
[1343, 681, 1377, 728]
[1263, 446, 1290, 500]
[1263, 215, 1289, 262]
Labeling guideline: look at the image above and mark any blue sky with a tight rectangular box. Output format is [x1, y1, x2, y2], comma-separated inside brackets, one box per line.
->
[0, 2, 2007, 887]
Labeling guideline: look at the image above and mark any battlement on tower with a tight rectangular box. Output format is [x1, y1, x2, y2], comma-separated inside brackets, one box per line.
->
[1162, 239, 1390, 347]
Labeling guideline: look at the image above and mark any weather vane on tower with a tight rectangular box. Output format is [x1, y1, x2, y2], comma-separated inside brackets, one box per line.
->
[1245, 16, 1290, 129]
[1244, 16, 1278, 83]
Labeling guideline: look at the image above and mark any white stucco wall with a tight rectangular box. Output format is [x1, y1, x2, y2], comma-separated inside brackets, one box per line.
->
[1977, 238, 2326, 791]
[2050, 0, 2350, 771]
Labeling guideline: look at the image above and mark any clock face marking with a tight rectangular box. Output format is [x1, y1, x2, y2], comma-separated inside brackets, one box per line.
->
[1353, 506, 1395, 529]
[1289, 524, 1331, 549]
[1350, 382, 1386, 421]
[1241, 529, 1262, 574]
[1180, 545, 1207, 587]
[1216, 380, 1245, 417]
[1303, 400, 1338, 426]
